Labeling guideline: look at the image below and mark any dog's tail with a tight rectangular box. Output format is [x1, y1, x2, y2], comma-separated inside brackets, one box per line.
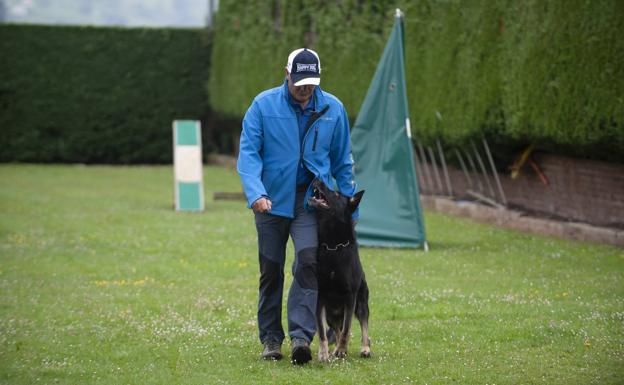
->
[326, 327, 336, 345]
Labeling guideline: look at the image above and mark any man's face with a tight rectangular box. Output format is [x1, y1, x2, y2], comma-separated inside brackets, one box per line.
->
[286, 72, 316, 105]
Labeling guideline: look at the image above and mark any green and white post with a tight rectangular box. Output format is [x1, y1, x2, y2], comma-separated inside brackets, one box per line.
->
[173, 120, 204, 212]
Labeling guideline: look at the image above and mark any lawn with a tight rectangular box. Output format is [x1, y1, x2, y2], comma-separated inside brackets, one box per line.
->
[0, 164, 622, 385]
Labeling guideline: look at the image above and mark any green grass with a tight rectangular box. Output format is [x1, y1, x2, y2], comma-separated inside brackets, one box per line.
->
[0, 164, 622, 385]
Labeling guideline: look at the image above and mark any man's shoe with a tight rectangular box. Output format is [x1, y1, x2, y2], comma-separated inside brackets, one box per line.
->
[261, 341, 283, 360]
[291, 338, 312, 365]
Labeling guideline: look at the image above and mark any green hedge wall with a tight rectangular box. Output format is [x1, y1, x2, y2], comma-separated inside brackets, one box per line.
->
[0, 24, 213, 163]
[209, 0, 624, 162]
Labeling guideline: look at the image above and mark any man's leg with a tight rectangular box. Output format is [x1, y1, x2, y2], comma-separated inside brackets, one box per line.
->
[255, 212, 289, 348]
[287, 192, 318, 344]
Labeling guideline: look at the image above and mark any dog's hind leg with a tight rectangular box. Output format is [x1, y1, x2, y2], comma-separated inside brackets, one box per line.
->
[316, 301, 330, 363]
[358, 319, 371, 358]
[333, 297, 356, 358]
[356, 279, 371, 358]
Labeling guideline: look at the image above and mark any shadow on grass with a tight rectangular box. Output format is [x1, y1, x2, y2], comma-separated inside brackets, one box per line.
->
[359, 239, 474, 252]
[423, 240, 476, 251]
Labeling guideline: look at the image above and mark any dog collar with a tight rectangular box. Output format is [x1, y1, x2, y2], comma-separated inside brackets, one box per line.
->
[320, 240, 350, 251]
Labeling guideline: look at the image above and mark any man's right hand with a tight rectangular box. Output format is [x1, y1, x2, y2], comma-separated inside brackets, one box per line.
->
[252, 197, 272, 213]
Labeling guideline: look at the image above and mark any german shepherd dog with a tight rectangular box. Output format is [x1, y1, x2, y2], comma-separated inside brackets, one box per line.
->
[308, 179, 371, 361]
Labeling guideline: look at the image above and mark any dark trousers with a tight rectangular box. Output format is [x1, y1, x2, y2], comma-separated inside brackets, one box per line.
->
[254, 191, 318, 344]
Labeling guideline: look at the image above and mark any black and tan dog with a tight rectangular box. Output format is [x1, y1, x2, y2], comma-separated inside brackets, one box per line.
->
[308, 179, 371, 362]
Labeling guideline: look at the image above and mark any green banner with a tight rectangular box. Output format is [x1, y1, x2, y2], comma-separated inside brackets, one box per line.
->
[351, 11, 427, 249]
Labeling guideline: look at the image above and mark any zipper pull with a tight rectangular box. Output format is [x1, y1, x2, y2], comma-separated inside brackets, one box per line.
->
[312, 126, 319, 151]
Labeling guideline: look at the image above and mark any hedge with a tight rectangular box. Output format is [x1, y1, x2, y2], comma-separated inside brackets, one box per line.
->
[208, 0, 624, 163]
[0, 24, 217, 164]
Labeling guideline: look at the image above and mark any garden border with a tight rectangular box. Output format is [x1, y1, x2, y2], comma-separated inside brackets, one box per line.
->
[421, 195, 624, 247]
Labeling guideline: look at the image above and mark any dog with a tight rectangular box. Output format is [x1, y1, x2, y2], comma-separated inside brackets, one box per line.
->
[308, 179, 371, 362]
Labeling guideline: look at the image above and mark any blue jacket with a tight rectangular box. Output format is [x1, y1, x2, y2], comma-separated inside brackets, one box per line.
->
[237, 80, 357, 218]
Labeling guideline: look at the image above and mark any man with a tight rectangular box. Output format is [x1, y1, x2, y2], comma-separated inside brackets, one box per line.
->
[237, 48, 357, 364]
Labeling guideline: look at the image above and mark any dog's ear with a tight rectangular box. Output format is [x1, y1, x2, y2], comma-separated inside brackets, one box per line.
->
[349, 190, 365, 212]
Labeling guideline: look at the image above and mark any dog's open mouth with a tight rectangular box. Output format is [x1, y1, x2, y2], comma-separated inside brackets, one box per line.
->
[309, 186, 329, 209]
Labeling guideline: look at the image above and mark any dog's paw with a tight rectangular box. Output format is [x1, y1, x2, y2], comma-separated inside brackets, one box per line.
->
[333, 348, 347, 358]
[318, 339, 330, 363]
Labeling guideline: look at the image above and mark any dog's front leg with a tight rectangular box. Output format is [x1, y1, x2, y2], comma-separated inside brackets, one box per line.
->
[333, 298, 356, 358]
[316, 302, 330, 362]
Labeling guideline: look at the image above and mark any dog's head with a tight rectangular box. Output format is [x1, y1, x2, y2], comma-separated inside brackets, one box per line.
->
[308, 179, 364, 223]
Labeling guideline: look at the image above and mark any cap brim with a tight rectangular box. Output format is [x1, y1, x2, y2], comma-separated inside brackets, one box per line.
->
[293, 76, 320, 87]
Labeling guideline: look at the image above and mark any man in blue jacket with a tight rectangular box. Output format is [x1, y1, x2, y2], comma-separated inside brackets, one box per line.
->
[237, 48, 357, 364]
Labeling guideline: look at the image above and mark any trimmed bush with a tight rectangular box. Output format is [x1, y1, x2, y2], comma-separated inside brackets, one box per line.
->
[208, 0, 624, 162]
[0, 24, 213, 164]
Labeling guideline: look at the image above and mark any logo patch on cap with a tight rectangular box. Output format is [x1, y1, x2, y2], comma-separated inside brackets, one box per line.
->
[296, 63, 317, 72]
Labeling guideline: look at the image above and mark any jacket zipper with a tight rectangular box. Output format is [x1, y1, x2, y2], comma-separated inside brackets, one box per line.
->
[299, 105, 329, 166]
[299, 120, 314, 168]
[312, 126, 319, 151]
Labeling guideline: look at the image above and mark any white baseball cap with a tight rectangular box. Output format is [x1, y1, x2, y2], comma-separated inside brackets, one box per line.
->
[285, 48, 321, 86]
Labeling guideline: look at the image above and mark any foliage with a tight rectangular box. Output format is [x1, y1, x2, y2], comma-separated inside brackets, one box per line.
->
[1, 164, 623, 384]
[0, 24, 213, 163]
[209, 0, 394, 120]
[209, 0, 624, 162]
